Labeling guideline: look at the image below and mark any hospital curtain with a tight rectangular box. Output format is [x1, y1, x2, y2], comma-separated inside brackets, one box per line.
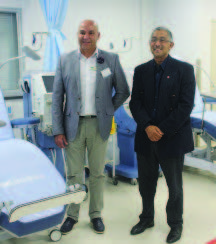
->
[39, 0, 68, 71]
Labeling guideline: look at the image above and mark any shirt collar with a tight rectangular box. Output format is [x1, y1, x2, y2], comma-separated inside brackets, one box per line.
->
[153, 55, 169, 71]
[78, 48, 98, 59]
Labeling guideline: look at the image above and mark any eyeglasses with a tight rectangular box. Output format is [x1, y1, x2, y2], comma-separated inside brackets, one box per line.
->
[150, 37, 171, 43]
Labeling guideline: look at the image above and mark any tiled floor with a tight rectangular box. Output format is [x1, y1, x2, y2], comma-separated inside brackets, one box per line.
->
[1, 169, 216, 244]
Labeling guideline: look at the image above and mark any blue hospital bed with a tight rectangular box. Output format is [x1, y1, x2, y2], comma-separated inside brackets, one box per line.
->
[0, 88, 86, 242]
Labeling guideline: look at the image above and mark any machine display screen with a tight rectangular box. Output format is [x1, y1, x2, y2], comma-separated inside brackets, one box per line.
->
[42, 76, 55, 93]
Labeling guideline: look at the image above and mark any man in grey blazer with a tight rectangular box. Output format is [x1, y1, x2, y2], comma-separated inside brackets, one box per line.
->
[52, 19, 130, 234]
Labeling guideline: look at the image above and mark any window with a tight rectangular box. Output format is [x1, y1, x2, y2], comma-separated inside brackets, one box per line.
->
[0, 9, 22, 96]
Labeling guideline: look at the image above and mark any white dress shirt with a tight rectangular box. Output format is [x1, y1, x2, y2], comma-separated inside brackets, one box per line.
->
[79, 49, 98, 116]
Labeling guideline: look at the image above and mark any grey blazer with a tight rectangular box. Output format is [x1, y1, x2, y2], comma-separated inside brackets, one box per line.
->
[52, 49, 130, 141]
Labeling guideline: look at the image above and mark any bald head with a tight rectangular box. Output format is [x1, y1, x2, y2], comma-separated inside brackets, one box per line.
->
[78, 19, 99, 33]
[78, 19, 100, 58]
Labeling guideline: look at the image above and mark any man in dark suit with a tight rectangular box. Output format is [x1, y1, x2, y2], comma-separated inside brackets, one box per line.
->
[129, 27, 195, 243]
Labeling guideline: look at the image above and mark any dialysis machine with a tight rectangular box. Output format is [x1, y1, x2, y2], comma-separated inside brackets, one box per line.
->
[20, 72, 65, 177]
[30, 74, 54, 135]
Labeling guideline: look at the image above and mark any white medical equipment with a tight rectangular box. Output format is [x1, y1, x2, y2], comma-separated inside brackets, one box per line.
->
[26, 72, 55, 135]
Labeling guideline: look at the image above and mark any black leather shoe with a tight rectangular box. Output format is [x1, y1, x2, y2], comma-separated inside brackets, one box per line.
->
[91, 218, 105, 234]
[130, 220, 154, 235]
[166, 226, 183, 243]
[60, 217, 77, 235]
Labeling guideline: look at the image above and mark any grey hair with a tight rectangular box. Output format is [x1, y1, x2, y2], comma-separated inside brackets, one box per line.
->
[151, 27, 173, 42]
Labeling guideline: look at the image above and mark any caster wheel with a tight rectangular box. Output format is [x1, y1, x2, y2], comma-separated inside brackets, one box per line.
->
[49, 229, 62, 242]
[112, 178, 118, 185]
[131, 179, 137, 185]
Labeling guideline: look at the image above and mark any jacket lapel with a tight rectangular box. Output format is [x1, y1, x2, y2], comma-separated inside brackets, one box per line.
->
[71, 50, 81, 96]
[158, 57, 177, 105]
[95, 50, 107, 96]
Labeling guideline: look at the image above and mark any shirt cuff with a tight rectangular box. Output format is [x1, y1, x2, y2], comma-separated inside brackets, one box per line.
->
[143, 122, 151, 131]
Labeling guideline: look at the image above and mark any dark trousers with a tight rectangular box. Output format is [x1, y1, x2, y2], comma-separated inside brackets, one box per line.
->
[137, 142, 184, 228]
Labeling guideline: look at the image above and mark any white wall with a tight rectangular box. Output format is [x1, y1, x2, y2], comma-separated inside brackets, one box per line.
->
[140, 0, 203, 62]
[140, 0, 216, 92]
[62, 0, 142, 70]
[1, 0, 216, 85]
[2, 0, 214, 82]
[0, 0, 142, 72]
[198, 0, 216, 91]
[2, 0, 216, 120]
[0, 0, 46, 71]
[0, 0, 45, 124]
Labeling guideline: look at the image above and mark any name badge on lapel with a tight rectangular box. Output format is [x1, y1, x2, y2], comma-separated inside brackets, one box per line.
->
[90, 66, 97, 71]
[101, 68, 112, 78]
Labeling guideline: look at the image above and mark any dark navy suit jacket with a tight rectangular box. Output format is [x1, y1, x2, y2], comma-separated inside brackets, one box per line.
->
[129, 56, 196, 159]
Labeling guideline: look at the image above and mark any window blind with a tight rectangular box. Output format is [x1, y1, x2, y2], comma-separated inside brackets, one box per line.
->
[0, 12, 19, 91]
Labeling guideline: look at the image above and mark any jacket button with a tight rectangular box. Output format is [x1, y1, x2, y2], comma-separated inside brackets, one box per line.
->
[170, 108, 173, 111]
